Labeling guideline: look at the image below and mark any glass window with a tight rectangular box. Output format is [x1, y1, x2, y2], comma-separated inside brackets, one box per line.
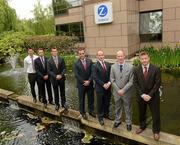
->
[53, 0, 82, 16]
[56, 22, 84, 42]
[140, 11, 162, 42]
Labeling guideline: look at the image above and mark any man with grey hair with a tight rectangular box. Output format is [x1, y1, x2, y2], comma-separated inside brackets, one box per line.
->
[110, 50, 133, 131]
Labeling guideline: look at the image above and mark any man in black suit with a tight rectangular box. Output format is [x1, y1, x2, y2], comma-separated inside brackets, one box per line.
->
[74, 48, 95, 119]
[134, 51, 161, 141]
[48, 48, 68, 111]
[34, 48, 53, 108]
[93, 50, 111, 126]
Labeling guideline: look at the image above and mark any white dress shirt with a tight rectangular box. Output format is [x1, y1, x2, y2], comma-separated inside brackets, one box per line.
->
[24, 55, 38, 73]
[141, 63, 150, 98]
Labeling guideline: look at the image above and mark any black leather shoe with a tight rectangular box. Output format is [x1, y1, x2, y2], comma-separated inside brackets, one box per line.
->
[55, 105, 59, 111]
[33, 98, 37, 103]
[89, 112, 96, 118]
[113, 122, 121, 128]
[104, 115, 113, 120]
[99, 120, 104, 126]
[44, 103, 47, 109]
[82, 114, 87, 119]
[62, 104, 69, 110]
[49, 101, 54, 105]
[127, 125, 132, 131]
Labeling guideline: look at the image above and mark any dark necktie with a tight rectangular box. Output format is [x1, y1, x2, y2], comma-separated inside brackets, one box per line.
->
[31, 56, 35, 71]
[41, 57, 45, 68]
[54, 57, 58, 68]
[120, 65, 123, 73]
[144, 66, 148, 80]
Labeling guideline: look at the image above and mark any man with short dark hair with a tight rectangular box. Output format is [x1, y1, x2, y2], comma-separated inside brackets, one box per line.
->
[34, 48, 53, 108]
[24, 48, 38, 103]
[73, 48, 95, 119]
[48, 48, 68, 111]
[134, 51, 161, 141]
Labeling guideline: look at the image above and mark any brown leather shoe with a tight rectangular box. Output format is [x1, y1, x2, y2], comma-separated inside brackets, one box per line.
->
[136, 128, 145, 134]
[154, 133, 160, 141]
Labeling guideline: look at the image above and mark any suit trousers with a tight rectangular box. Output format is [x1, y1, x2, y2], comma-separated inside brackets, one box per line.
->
[138, 96, 160, 133]
[77, 85, 94, 115]
[52, 79, 66, 106]
[114, 95, 132, 125]
[96, 89, 111, 120]
[28, 73, 39, 99]
[37, 78, 53, 104]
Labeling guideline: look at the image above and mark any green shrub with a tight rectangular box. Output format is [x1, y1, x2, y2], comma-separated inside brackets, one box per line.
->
[133, 45, 180, 72]
[24, 35, 78, 54]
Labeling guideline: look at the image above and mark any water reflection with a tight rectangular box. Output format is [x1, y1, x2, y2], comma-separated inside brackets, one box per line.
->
[0, 102, 122, 145]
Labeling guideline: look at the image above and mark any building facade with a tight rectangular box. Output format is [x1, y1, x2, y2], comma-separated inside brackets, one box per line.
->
[53, 0, 180, 58]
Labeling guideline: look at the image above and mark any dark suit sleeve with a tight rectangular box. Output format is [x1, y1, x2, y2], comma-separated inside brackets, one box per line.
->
[34, 59, 44, 78]
[92, 64, 105, 86]
[133, 67, 143, 96]
[47, 59, 56, 78]
[88, 60, 93, 82]
[73, 62, 84, 83]
[148, 67, 161, 98]
[60, 58, 66, 76]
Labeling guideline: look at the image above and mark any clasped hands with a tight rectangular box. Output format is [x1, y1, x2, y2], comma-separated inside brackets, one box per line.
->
[56, 75, 62, 80]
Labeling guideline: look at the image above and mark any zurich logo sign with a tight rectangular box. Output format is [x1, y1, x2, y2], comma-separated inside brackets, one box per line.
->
[98, 5, 108, 17]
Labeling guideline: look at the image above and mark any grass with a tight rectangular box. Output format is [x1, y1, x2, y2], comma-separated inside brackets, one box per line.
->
[133, 45, 180, 75]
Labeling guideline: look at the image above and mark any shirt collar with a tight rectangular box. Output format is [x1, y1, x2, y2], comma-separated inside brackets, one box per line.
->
[142, 63, 150, 69]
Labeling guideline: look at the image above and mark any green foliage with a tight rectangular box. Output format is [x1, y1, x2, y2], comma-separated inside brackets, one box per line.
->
[133, 45, 180, 74]
[0, 31, 25, 59]
[0, 0, 18, 33]
[24, 35, 78, 54]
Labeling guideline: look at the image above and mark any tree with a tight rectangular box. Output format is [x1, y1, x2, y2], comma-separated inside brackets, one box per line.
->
[32, 0, 55, 35]
[0, 31, 25, 60]
[0, 0, 17, 33]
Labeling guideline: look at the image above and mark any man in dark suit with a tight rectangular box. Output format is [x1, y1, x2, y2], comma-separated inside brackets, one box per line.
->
[74, 48, 95, 119]
[34, 48, 53, 108]
[134, 51, 161, 141]
[48, 48, 68, 111]
[93, 50, 111, 126]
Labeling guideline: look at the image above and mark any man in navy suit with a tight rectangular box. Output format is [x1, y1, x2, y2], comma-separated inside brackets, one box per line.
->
[48, 48, 68, 111]
[134, 51, 161, 141]
[74, 48, 95, 119]
[93, 50, 111, 126]
[34, 48, 53, 108]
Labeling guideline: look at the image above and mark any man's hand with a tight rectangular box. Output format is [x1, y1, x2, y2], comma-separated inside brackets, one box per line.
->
[118, 89, 125, 96]
[83, 80, 90, 86]
[43, 75, 48, 80]
[56, 75, 62, 80]
[103, 82, 111, 90]
[143, 95, 151, 102]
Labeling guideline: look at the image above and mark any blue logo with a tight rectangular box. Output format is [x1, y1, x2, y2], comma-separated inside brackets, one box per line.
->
[98, 5, 108, 17]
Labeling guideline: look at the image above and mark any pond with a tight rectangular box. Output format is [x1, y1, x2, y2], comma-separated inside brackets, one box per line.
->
[0, 64, 180, 144]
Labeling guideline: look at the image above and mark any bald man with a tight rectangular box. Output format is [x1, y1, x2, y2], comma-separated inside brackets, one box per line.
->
[93, 50, 112, 126]
[110, 50, 133, 131]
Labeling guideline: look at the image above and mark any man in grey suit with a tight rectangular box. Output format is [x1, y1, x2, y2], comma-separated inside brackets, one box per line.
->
[110, 50, 133, 131]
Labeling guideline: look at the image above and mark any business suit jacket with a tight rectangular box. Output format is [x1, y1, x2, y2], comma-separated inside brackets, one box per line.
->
[93, 61, 111, 93]
[133, 64, 161, 99]
[133, 64, 161, 133]
[74, 58, 93, 88]
[34, 56, 52, 103]
[48, 56, 66, 84]
[110, 62, 134, 101]
[34, 57, 49, 79]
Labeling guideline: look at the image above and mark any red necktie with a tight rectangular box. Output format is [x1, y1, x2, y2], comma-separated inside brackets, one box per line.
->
[82, 60, 87, 71]
[144, 66, 148, 80]
[102, 61, 106, 73]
